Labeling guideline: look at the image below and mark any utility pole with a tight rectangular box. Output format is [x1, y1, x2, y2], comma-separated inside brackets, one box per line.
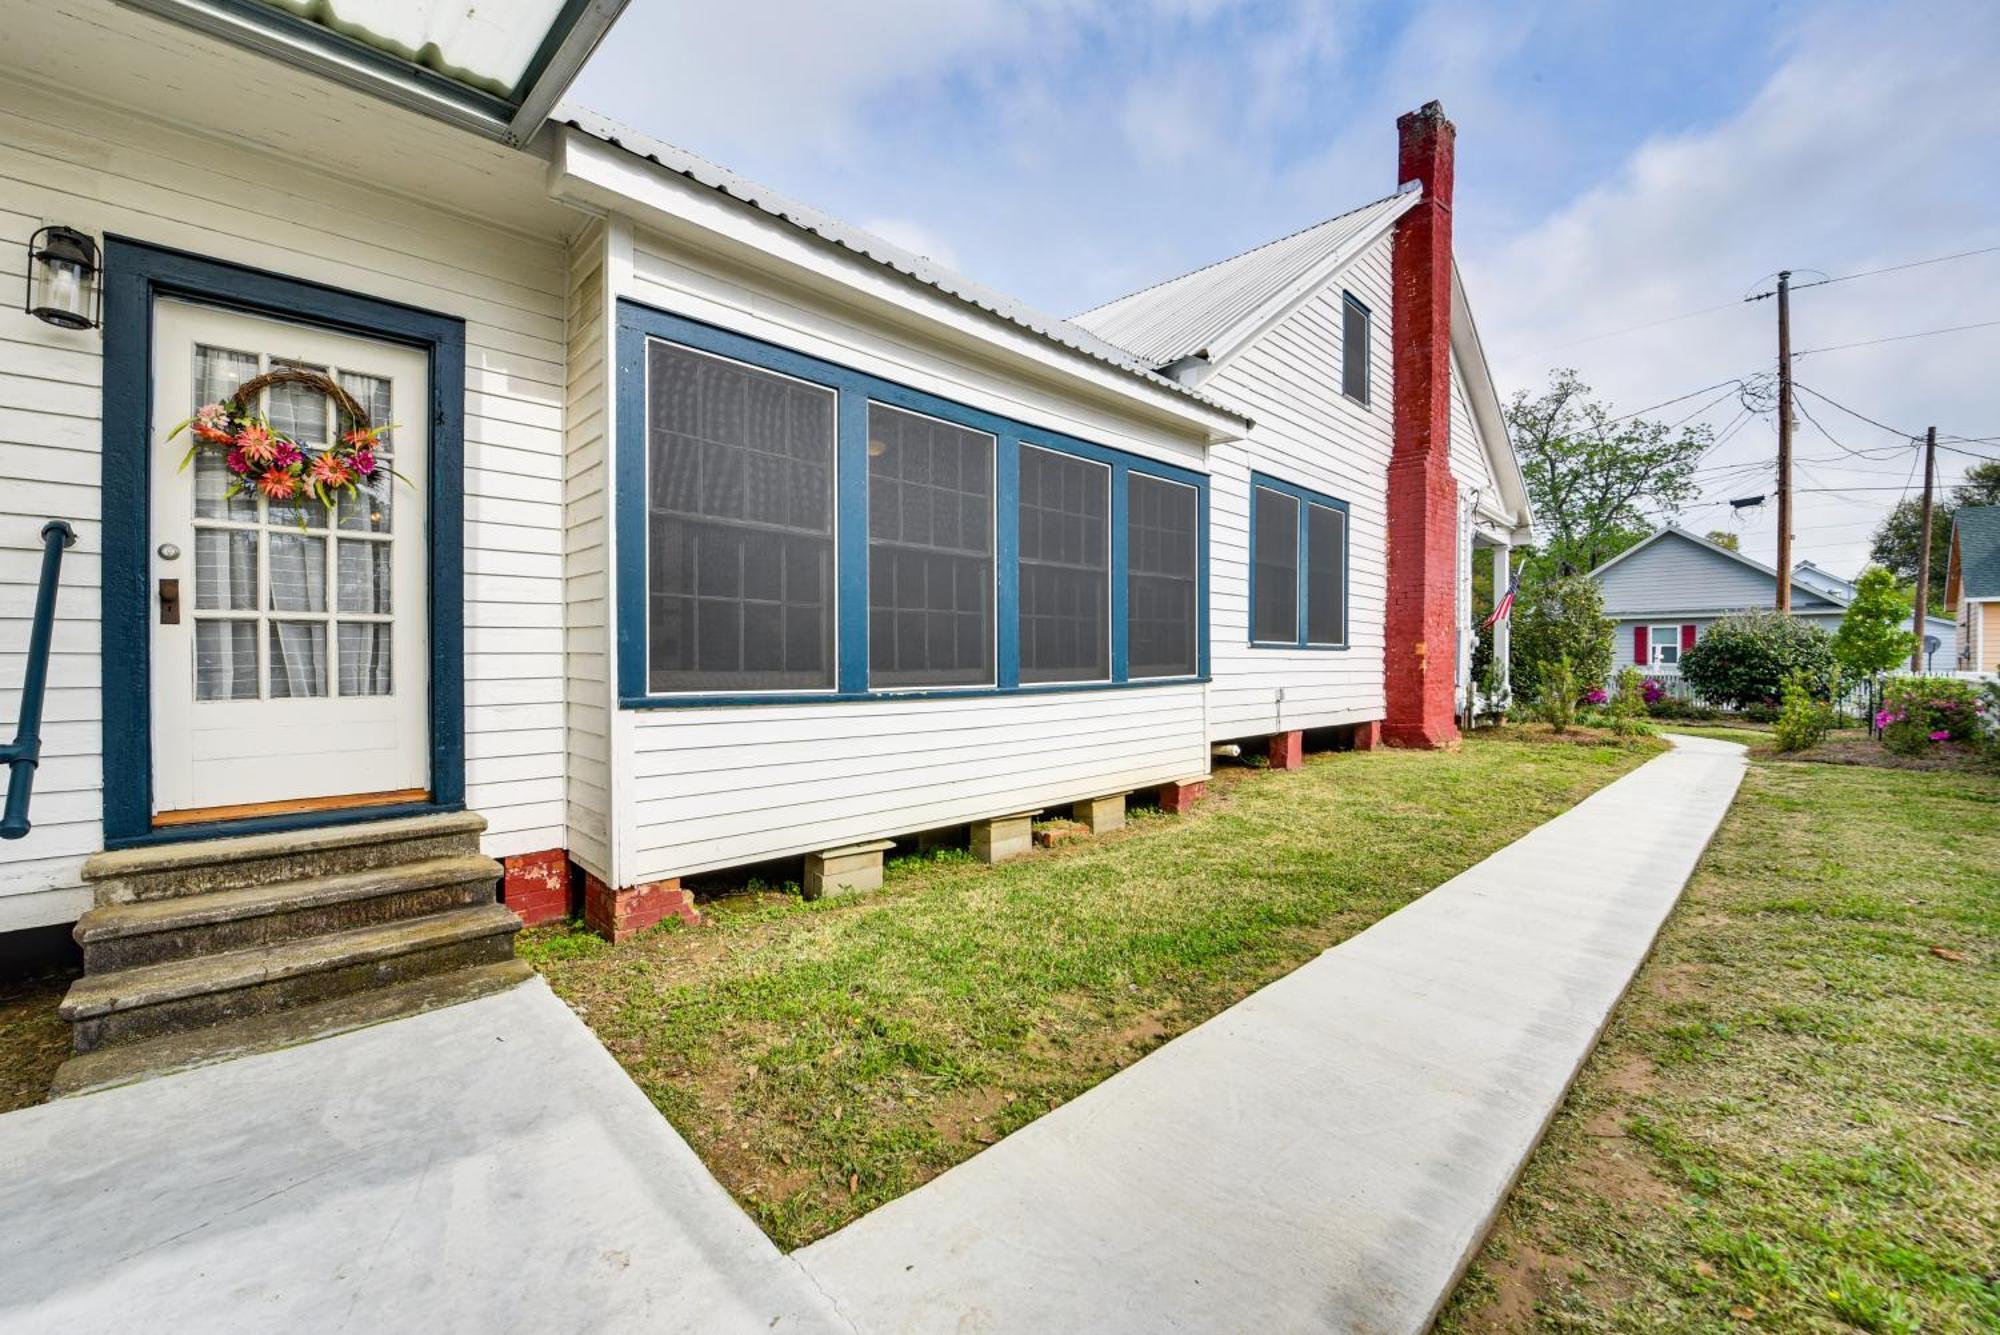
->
[1911, 425, 1937, 672]
[1775, 270, 1793, 613]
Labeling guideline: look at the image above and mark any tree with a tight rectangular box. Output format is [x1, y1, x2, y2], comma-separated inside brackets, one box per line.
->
[1506, 369, 1713, 576]
[1830, 566, 1918, 680]
[1679, 611, 1836, 709]
[1868, 460, 2000, 611]
[1705, 530, 1741, 551]
[1509, 574, 1614, 702]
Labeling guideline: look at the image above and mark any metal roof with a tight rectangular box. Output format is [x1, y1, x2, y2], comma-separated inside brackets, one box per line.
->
[1069, 190, 1417, 367]
[1953, 504, 2000, 597]
[553, 106, 1249, 425]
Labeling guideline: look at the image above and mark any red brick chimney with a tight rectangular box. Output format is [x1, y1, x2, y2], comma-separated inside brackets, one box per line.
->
[1383, 100, 1461, 749]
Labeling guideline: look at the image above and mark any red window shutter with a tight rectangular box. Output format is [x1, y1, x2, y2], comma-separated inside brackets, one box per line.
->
[1634, 625, 1649, 663]
[1681, 624, 1697, 651]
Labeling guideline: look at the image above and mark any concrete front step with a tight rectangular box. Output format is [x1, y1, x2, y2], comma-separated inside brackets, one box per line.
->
[61, 904, 522, 1053]
[75, 854, 503, 971]
[82, 812, 489, 905]
[49, 959, 536, 1098]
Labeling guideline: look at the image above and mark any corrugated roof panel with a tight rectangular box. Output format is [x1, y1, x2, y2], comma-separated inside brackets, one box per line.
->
[555, 106, 1247, 423]
[1070, 192, 1413, 366]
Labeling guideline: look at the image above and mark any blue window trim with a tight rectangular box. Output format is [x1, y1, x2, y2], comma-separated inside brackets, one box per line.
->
[1341, 290, 1372, 408]
[99, 237, 466, 848]
[614, 299, 1209, 708]
[1248, 471, 1351, 652]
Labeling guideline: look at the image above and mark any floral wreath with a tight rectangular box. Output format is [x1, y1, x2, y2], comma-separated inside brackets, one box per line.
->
[170, 367, 402, 513]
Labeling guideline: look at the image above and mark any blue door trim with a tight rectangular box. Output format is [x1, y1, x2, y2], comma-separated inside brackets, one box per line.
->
[100, 237, 466, 848]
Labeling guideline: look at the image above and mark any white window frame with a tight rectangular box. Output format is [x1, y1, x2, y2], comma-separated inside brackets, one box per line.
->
[1649, 624, 1684, 668]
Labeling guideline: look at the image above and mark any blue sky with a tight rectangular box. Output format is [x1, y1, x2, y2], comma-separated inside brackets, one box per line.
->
[572, 1, 2000, 578]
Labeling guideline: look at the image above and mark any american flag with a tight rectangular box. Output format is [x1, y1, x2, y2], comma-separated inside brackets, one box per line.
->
[1481, 572, 1519, 630]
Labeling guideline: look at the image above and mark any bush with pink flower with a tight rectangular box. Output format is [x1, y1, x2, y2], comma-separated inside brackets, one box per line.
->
[1878, 676, 1983, 756]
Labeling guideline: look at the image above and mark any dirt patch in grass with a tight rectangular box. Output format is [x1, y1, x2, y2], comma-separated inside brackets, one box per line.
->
[0, 969, 76, 1113]
[525, 736, 1660, 1249]
[1440, 757, 2000, 1333]
[1480, 723, 1664, 749]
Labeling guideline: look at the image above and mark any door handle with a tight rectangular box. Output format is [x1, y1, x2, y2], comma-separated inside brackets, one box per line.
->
[158, 577, 180, 625]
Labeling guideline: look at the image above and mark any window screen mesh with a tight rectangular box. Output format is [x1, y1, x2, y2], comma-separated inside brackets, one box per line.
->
[1306, 503, 1347, 645]
[645, 341, 835, 692]
[1018, 446, 1109, 683]
[1252, 487, 1299, 644]
[1126, 473, 1199, 678]
[1341, 294, 1370, 404]
[867, 404, 995, 687]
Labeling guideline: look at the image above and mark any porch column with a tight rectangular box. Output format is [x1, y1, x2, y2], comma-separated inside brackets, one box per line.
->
[1491, 542, 1512, 696]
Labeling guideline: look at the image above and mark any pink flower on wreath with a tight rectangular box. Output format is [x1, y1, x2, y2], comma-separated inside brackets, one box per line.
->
[195, 402, 230, 431]
[1929, 730, 1950, 742]
[310, 453, 353, 488]
[224, 447, 249, 475]
[272, 440, 302, 468]
[236, 424, 275, 466]
[257, 469, 299, 501]
[351, 448, 377, 477]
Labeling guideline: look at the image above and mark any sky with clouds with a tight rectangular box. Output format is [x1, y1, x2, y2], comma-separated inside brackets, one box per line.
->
[572, 0, 2000, 580]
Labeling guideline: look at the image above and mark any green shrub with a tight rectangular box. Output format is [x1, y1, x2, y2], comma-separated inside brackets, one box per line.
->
[1510, 576, 1613, 703]
[1611, 666, 1648, 723]
[1646, 697, 1723, 722]
[1878, 676, 1982, 755]
[1678, 611, 1835, 710]
[1773, 674, 1833, 752]
[1535, 656, 1579, 734]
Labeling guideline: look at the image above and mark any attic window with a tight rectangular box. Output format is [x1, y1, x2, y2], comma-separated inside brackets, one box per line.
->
[1340, 292, 1371, 406]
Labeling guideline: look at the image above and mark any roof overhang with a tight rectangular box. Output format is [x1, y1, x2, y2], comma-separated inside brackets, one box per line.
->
[547, 124, 1250, 446]
[1451, 263, 1534, 542]
[111, 0, 628, 144]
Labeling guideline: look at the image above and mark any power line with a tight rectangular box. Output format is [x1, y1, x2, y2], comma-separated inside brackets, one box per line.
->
[1794, 317, 2000, 358]
[1746, 244, 2000, 302]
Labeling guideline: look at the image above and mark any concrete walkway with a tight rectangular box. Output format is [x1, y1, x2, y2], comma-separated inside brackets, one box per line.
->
[0, 979, 851, 1335]
[0, 736, 1744, 1334]
[797, 735, 1746, 1334]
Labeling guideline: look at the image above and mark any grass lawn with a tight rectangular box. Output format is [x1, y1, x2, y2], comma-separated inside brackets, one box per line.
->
[1441, 752, 2000, 1331]
[523, 734, 1660, 1249]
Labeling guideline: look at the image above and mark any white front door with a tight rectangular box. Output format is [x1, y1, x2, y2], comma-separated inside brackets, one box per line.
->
[148, 299, 430, 821]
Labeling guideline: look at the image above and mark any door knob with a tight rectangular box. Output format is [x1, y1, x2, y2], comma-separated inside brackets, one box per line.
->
[158, 577, 180, 625]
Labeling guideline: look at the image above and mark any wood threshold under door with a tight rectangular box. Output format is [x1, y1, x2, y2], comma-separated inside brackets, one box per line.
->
[153, 788, 432, 828]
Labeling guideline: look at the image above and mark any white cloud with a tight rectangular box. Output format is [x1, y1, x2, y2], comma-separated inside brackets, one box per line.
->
[1466, 1, 2000, 575]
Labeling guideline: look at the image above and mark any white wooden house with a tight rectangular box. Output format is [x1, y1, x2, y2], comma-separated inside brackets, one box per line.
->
[0, 0, 1531, 1050]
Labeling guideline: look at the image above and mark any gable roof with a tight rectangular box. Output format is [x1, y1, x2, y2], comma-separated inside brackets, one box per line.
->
[1790, 560, 1856, 602]
[552, 106, 1250, 431]
[1587, 526, 1840, 610]
[1951, 505, 2000, 598]
[1068, 190, 1418, 369]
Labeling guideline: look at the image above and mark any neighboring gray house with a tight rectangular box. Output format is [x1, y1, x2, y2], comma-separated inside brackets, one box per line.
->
[1587, 527, 1953, 676]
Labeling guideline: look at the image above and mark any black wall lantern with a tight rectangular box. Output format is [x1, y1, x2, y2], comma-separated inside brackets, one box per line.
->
[24, 225, 102, 330]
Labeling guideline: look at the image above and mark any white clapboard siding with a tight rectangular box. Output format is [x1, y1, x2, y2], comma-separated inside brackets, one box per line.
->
[1448, 354, 1503, 517]
[563, 223, 614, 880]
[0, 78, 576, 926]
[1200, 233, 1397, 740]
[605, 229, 1214, 888]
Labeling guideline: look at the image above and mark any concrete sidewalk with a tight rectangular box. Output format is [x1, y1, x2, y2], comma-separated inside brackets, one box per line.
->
[797, 735, 1747, 1334]
[0, 978, 851, 1335]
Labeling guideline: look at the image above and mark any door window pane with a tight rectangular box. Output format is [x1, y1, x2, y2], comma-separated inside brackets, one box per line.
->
[1127, 474, 1199, 678]
[644, 340, 836, 692]
[195, 621, 259, 701]
[193, 345, 259, 522]
[337, 540, 392, 614]
[1018, 446, 1108, 684]
[268, 533, 327, 613]
[338, 622, 393, 696]
[195, 531, 258, 611]
[269, 622, 327, 697]
[1252, 486, 1299, 644]
[1306, 503, 1347, 646]
[867, 403, 994, 688]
